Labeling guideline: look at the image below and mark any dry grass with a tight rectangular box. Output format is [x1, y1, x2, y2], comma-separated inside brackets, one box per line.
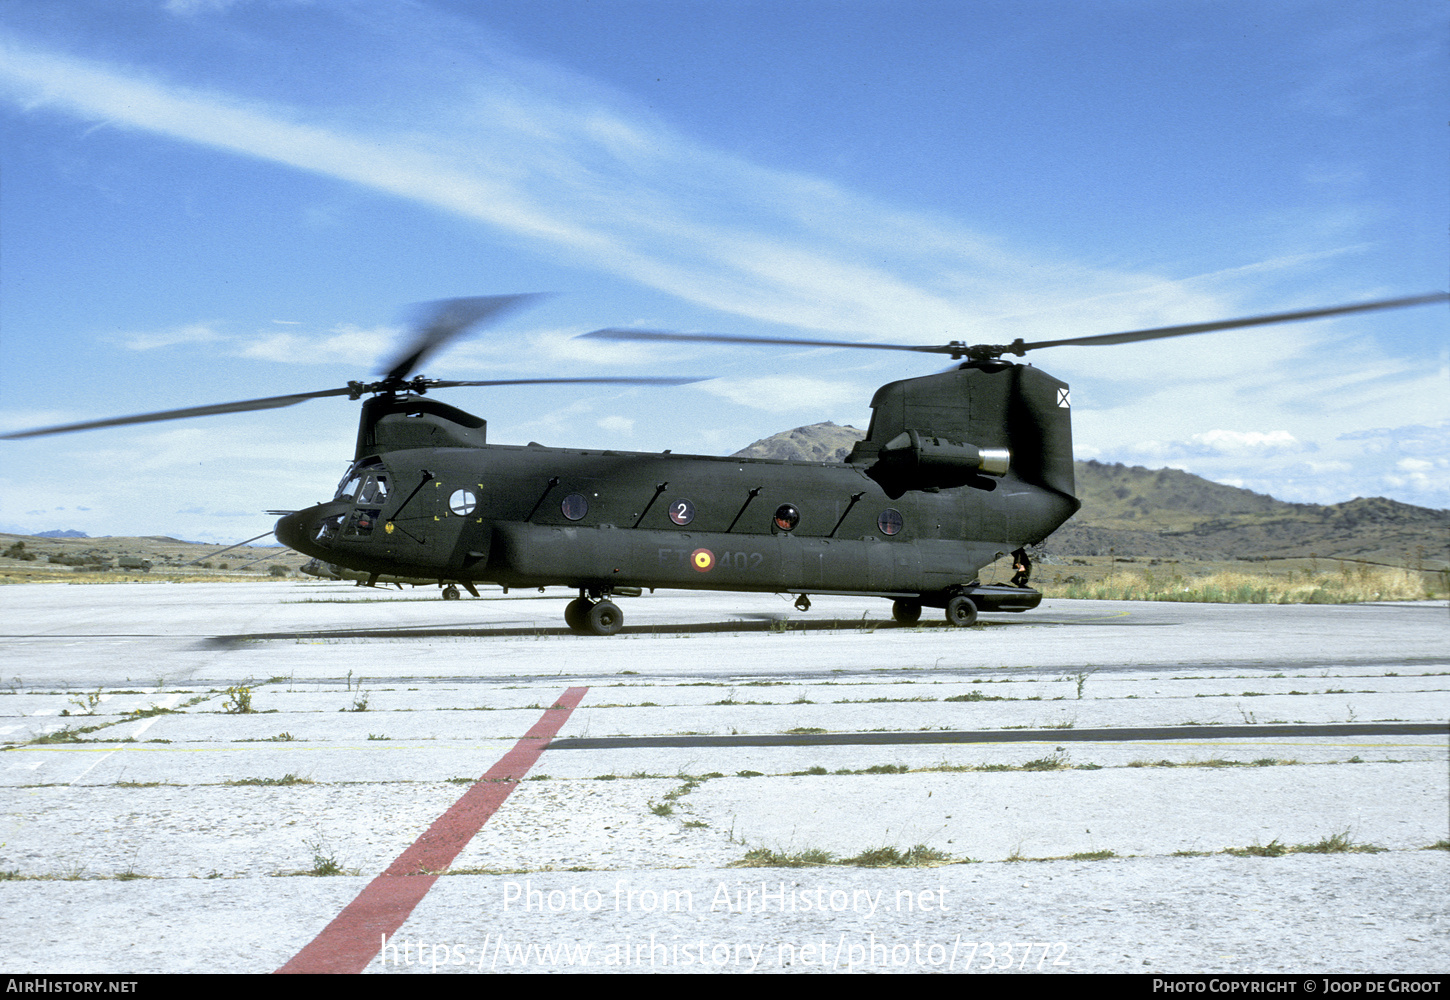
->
[1040, 566, 1429, 604]
[0, 568, 294, 586]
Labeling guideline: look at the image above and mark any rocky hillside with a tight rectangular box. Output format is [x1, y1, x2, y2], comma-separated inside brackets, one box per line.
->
[733, 423, 1449, 569]
[731, 421, 867, 463]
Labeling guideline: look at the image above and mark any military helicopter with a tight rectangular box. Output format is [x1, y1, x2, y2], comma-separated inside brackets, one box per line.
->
[5, 292, 1444, 634]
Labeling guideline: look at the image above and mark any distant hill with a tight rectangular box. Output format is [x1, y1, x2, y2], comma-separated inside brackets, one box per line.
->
[731, 421, 867, 463]
[0, 532, 309, 580]
[733, 423, 1449, 569]
[36, 529, 88, 538]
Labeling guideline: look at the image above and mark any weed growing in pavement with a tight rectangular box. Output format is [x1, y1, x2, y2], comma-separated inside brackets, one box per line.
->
[736, 847, 835, 867]
[304, 838, 353, 876]
[1292, 831, 1385, 854]
[225, 773, 313, 786]
[1224, 839, 1288, 857]
[126, 704, 177, 720]
[65, 687, 104, 716]
[222, 685, 254, 714]
[841, 844, 951, 867]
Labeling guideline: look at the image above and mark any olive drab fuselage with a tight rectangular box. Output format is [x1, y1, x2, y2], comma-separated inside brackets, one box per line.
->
[274, 359, 1080, 609]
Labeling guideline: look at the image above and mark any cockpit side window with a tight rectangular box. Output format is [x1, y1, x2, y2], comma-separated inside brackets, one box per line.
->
[315, 514, 343, 543]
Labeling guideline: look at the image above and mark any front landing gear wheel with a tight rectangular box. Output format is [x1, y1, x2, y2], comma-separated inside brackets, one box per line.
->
[585, 600, 623, 636]
[945, 594, 978, 627]
[892, 599, 922, 625]
[794, 594, 812, 612]
[441, 585, 461, 601]
[564, 597, 592, 632]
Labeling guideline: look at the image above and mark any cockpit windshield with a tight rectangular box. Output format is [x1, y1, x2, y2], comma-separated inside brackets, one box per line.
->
[335, 462, 390, 503]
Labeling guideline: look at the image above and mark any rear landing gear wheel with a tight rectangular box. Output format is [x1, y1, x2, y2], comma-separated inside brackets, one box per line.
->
[564, 597, 592, 632]
[794, 594, 812, 612]
[945, 594, 978, 627]
[585, 600, 623, 636]
[892, 599, 922, 625]
[441, 585, 461, 601]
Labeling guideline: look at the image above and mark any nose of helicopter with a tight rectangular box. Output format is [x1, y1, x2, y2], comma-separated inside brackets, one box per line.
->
[273, 509, 315, 554]
[274, 502, 348, 557]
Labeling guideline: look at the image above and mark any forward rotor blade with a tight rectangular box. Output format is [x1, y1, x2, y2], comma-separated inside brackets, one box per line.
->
[0, 387, 355, 440]
[425, 376, 708, 389]
[579, 328, 954, 354]
[382, 294, 544, 382]
[1013, 293, 1450, 353]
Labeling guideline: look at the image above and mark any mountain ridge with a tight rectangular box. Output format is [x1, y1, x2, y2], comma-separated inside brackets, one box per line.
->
[733, 423, 1448, 569]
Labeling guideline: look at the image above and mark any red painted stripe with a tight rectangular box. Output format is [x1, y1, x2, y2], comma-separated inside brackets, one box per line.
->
[277, 687, 588, 974]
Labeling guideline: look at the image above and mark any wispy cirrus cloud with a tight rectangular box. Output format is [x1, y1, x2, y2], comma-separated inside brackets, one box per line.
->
[234, 324, 396, 366]
[115, 319, 401, 369]
[0, 23, 1261, 346]
[118, 322, 224, 351]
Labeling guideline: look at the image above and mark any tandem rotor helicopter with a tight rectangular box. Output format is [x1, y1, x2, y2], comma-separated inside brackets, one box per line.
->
[5, 292, 1445, 634]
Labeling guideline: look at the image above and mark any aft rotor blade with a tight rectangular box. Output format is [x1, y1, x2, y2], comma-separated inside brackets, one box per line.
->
[579, 328, 956, 355]
[382, 294, 544, 382]
[0, 387, 355, 440]
[425, 376, 708, 389]
[1013, 293, 1450, 353]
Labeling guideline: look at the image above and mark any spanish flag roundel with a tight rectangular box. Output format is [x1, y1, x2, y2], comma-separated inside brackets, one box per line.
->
[691, 548, 715, 573]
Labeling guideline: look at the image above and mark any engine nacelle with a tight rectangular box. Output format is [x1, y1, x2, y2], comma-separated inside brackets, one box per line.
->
[867, 429, 1010, 497]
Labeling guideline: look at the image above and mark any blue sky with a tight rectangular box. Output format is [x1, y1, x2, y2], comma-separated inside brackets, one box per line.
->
[0, 0, 1446, 543]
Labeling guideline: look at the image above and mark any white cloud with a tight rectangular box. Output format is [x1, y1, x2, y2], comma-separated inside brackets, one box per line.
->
[235, 324, 396, 367]
[700, 377, 861, 414]
[164, 0, 245, 14]
[596, 415, 634, 435]
[120, 323, 224, 351]
[0, 29, 1279, 346]
[1186, 429, 1303, 455]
